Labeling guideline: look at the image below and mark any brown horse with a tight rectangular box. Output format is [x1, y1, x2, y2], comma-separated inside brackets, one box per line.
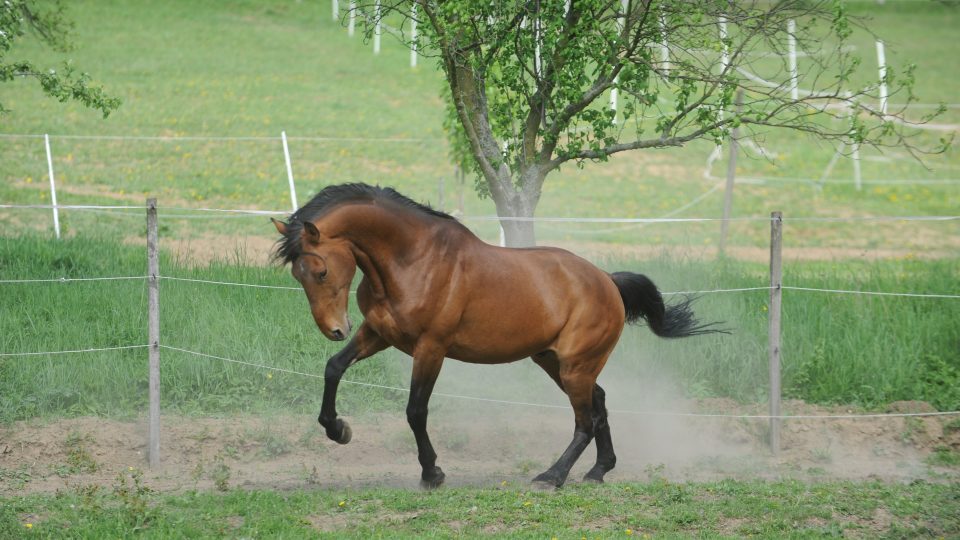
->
[272, 183, 721, 488]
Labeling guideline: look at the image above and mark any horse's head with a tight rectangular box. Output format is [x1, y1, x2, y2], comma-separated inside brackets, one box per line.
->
[273, 218, 356, 341]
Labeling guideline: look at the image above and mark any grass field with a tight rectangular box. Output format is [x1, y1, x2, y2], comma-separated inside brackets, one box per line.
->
[2, 477, 958, 538]
[1, 0, 959, 535]
[0, 0, 957, 249]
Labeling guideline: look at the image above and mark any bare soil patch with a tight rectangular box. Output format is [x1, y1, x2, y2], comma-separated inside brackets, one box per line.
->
[1, 400, 956, 495]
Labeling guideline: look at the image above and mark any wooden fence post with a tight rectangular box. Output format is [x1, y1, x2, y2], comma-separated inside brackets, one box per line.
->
[768, 211, 783, 456]
[147, 198, 161, 467]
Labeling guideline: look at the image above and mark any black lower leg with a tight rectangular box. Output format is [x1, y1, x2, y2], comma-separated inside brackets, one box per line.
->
[533, 428, 593, 488]
[584, 384, 616, 482]
[318, 342, 358, 444]
[407, 385, 445, 488]
[407, 400, 444, 488]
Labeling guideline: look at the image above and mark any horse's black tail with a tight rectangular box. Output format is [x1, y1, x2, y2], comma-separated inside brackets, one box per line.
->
[610, 271, 728, 338]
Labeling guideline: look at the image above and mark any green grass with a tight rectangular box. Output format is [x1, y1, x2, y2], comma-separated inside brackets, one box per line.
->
[1, 235, 957, 425]
[2, 478, 958, 538]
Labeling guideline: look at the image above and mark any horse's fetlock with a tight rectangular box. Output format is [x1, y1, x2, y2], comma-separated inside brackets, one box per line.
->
[318, 414, 336, 430]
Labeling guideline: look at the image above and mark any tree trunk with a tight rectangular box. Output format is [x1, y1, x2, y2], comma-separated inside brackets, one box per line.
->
[488, 168, 544, 248]
[497, 204, 537, 247]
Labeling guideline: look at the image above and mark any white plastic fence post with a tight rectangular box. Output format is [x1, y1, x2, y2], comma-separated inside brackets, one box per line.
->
[533, 6, 541, 77]
[281, 131, 298, 212]
[499, 226, 506, 247]
[44, 134, 61, 239]
[876, 40, 888, 116]
[374, 0, 382, 54]
[609, 86, 618, 121]
[659, 11, 669, 73]
[768, 211, 783, 456]
[719, 15, 729, 74]
[846, 91, 862, 191]
[410, 2, 418, 68]
[714, 16, 729, 163]
[146, 198, 161, 468]
[719, 89, 743, 255]
[347, 1, 356, 36]
[437, 177, 444, 211]
[788, 19, 798, 101]
[332, 0, 339, 21]
[609, 0, 628, 122]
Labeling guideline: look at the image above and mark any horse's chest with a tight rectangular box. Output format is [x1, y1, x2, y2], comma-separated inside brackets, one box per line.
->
[362, 303, 417, 351]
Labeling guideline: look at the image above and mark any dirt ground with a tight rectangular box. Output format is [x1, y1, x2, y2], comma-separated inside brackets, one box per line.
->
[2, 399, 957, 495]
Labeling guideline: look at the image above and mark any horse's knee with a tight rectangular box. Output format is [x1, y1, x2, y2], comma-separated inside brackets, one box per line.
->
[324, 362, 345, 379]
[406, 404, 428, 431]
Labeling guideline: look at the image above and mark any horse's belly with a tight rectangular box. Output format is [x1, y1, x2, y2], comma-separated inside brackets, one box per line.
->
[444, 319, 557, 364]
[444, 344, 541, 364]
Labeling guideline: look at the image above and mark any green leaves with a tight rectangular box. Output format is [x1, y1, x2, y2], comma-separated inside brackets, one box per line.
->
[0, 0, 120, 117]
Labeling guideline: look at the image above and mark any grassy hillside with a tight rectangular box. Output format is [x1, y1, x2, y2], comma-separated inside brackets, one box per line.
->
[0, 0, 957, 251]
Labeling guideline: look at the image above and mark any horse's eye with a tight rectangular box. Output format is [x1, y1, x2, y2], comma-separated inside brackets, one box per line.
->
[316, 268, 328, 281]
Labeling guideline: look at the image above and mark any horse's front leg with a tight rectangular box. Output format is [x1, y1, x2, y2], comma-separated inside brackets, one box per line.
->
[318, 324, 388, 444]
[406, 342, 446, 489]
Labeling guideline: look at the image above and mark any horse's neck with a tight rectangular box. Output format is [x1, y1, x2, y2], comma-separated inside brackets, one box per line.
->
[331, 205, 426, 297]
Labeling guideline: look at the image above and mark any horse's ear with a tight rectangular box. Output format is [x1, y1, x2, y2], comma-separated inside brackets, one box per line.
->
[303, 221, 321, 245]
[271, 218, 288, 235]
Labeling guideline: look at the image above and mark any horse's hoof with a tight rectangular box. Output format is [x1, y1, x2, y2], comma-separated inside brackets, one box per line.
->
[420, 467, 445, 489]
[581, 474, 605, 484]
[530, 480, 558, 491]
[335, 420, 352, 445]
[531, 471, 564, 490]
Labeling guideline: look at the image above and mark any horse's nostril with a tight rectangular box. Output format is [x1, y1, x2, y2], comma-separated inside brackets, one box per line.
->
[331, 329, 345, 341]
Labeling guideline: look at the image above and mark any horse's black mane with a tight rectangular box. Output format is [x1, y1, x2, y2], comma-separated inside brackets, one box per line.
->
[273, 183, 455, 264]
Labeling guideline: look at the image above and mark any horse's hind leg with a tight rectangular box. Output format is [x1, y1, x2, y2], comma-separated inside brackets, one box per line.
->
[533, 355, 617, 484]
[583, 384, 616, 483]
[532, 365, 603, 489]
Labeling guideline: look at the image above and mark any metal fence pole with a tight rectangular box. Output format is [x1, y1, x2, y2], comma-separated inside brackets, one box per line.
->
[768, 211, 783, 456]
[147, 198, 161, 467]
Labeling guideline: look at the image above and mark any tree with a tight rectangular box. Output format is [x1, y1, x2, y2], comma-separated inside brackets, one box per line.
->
[356, 0, 945, 246]
[1, 0, 120, 117]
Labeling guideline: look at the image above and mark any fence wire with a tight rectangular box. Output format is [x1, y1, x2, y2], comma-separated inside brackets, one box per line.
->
[3, 273, 956, 300]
